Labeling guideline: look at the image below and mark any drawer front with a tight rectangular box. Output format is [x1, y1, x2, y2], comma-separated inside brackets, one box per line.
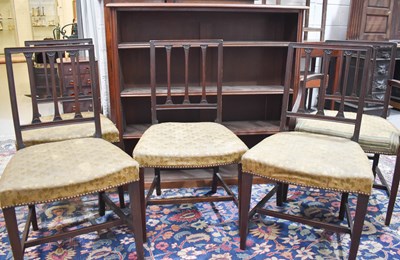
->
[63, 74, 93, 96]
[61, 62, 92, 76]
[62, 100, 93, 113]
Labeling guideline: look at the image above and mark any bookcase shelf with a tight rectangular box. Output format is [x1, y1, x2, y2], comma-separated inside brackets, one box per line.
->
[104, 1, 305, 152]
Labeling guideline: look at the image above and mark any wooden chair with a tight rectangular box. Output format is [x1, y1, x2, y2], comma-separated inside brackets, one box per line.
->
[239, 42, 374, 260]
[23, 38, 125, 208]
[133, 40, 248, 207]
[1, 44, 145, 260]
[296, 41, 399, 225]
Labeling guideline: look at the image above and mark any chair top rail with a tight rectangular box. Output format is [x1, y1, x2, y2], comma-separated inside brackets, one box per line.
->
[24, 38, 93, 47]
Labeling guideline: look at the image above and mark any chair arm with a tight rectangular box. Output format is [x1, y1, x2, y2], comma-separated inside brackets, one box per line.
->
[300, 73, 328, 88]
[387, 79, 400, 91]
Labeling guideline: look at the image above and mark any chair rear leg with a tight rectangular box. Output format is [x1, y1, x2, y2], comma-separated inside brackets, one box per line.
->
[155, 168, 161, 196]
[277, 183, 284, 206]
[372, 154, 380, 176]
[386, 153, 400, 226]
[118, 186, 125, 208]
[282, 183, 289, 202]
[28, 205, 39, 231]
[339, 193, 348, 220]
[128, 181, 145, 260]
[3, 207, 24, 260]
[239, 172, 253, 250]
[99, 191, 106, 216]
[211, 167, 219, 193]
[348, 194, 369, 260]
[139, 168, 147, 241]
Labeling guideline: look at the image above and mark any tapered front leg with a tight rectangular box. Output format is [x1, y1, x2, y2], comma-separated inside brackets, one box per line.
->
[348, 194, 369, 260]
[139, 168, 146, 241]
[386, 152, 400, 226]
[239, 172, 253, 250]
[129, 181, 145, 260]
[4, 207, 23, 260]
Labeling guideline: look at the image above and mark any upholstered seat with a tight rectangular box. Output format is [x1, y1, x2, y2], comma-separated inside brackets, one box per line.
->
[134, 122, 248, 168]
[296, 110, 399, 155]
[22, 112, 119, 147]
[242, 131, 374, 195]
[0, 138, 139, 209]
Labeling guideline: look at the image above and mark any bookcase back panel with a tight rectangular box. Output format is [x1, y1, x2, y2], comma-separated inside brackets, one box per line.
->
[118, 11, 299, 42]
[119, 47, 288, 88]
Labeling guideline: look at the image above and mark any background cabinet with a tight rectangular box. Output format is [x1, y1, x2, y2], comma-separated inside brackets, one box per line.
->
[104, 2, 305, 154]
[33, 59, 96, 113]
[346, 0, 399, 41]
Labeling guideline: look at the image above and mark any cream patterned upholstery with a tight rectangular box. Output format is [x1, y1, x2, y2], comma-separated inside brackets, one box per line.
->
[133, 122, 249, 168]
[242, 131, 374, 195]
[0, 138, 139, 209]
[22, 112, 119, 148]
[296, 110, 400, 155]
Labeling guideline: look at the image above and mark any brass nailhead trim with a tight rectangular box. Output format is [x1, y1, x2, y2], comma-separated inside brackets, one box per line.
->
[140, 160, 241, 169]
[243, 171, 372, 196]
[0, 178, 140, 209]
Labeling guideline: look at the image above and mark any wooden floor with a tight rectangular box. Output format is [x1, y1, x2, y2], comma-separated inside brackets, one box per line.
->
[143, 164, 270, 189]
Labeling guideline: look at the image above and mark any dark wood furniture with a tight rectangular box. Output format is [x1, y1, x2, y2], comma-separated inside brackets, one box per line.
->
[133, 39, 248, 207]
[295, 41, 400, 226]
[239, 42, 374, 260]
[271, 0, 327, 42]
[25, 39, 97, 113]
[23, 38, 125, 208]
[104, 2, 306, 186]
[347, 0, 400, 41]
[2, 44, 145, 260]
[327, 40, 397, 115]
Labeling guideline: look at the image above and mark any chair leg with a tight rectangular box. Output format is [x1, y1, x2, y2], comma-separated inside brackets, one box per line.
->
[128, 181, 145, 260]
[276, 183, 283, 206]
[118, 186, 126, 209]
[339, 193, 348, 220]
[115, 141, 126, 209]
[28, 205, 39, 231]
[239, 172, 253, 250]
[282, 184, 289, 202]
[155, 168, 161, 196]
[99, 191, 106, 216]
[3, 207, 24, 260]
[139, 168, 147, 242]
[385, 153, 400, 226]
[372, 154, 380, 176]
[348, 194, 369, 260]
[211, 167, 219, 193]
[307, 88, 313, 110]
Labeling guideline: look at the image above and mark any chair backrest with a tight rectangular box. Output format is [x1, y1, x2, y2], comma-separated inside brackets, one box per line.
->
[24, 38, 93, 47]
[281, 42, 373, 142]
[149, 39, 223, 124]
[23, 38, 98, 104]
[326, 40, 397, 118]
[5, 44, 100, 149]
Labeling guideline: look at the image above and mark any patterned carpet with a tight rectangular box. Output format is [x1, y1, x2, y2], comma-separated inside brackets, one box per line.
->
[0, 140, 399, 259]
